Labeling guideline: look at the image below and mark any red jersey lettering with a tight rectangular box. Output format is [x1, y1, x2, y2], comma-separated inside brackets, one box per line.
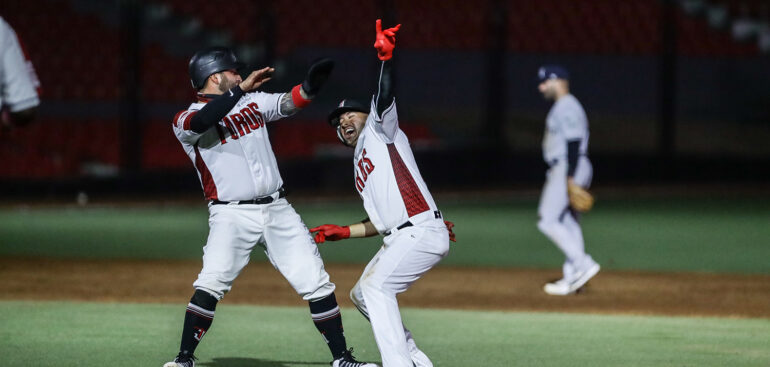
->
[354, 149, 375, 192]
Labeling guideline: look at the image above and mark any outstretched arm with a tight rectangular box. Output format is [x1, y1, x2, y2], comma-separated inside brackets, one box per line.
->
[189, 67, 273, 133]
[310, 219, 378, 244]
[279, 58, 335, 116]
[373, 20, 400, 117]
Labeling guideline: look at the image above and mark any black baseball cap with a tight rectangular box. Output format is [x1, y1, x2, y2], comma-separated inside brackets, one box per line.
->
[327, 99, 369, 127]
[537, 65, 569, 83]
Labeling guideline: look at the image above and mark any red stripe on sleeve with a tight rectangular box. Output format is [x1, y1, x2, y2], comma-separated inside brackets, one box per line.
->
[182, 111, 197, 130]
[172, 111, 185, 128]
[172, 110, 197, 130]
[386, 143, 429, 217]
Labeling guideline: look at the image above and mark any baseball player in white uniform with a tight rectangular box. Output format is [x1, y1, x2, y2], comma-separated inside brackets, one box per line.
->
[0, 16, 40, 133]
[164, 47, 376, 367]
[311, 20, 455, 367]
[536, 65, 600, 296]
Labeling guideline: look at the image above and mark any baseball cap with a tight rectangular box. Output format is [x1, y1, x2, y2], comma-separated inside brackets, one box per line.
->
[537, 65, 569, 83]
[327, 99, 369, 127]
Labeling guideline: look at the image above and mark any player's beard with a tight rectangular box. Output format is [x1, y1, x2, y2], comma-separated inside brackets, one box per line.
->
[217, 73, 238, 93]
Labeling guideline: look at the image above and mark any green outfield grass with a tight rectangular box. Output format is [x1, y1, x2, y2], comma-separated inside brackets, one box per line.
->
[0, 300, 768, 367]
[0, 196, 768, 273]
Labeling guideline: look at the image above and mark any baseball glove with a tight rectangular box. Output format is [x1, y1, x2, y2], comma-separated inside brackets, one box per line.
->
[567, 181, 594, 212]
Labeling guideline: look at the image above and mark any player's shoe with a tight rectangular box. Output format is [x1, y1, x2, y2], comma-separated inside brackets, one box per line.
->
[544, 261, 600, 296]
[163, 351, 196, 367]
[331, 348, 379, 367]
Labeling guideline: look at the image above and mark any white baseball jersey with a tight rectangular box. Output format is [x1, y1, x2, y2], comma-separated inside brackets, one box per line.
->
[349, 97, 449, 367]
[173, 91, 287, 201]
[542, 94, 589, 164]
[353, 98, 439, 234]
[0, 16, 40, 112]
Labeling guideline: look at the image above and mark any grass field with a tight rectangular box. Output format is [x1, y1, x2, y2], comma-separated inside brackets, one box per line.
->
[1, 301, 768, 367]
[1, 195, 768, 366]
[1, 196, 768, 273]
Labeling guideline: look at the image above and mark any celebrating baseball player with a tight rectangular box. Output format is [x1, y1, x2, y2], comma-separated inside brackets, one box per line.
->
[164, 47, 376, 367]
[311, 20, 455, 367]
[536, 65, 600, 296]
[0, 16, 41, 135]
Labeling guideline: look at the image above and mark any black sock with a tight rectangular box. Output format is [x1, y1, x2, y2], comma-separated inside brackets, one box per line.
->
[179, 289, 218, 358]
[309, 293, 347, 359]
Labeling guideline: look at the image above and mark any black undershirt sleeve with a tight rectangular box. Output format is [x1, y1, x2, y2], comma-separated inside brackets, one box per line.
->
[375, 60, 393, 117]
[567, 139, 581, 177]
[190, 86, 245, 133]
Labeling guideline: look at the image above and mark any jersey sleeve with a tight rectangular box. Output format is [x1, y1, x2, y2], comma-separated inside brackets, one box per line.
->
[369, 96, 399, 140]
[0, 19, 40, 112]
[172, 109, 202, 144]
[243, 91, 286, 123]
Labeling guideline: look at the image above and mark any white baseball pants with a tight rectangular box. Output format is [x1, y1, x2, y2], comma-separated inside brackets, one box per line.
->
[350, 220, 449, 367]
[537, 157, 594, 280]
[193, 198, 335, 301]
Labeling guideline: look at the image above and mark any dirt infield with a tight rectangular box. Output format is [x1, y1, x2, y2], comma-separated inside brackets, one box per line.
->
[1, 257, 768, 318]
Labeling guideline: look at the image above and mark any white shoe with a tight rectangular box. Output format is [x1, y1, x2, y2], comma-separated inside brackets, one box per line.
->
[163, 351, 195, 367]
[332, 348, 379, 367]
[544, 262, 600, 295]
[410, 347, 433, 367]
[163, 359, 194, 367]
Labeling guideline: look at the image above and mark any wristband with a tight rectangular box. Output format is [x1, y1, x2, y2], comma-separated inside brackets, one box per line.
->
[348, 223, 367, 238]
[291, 84, 312, 108]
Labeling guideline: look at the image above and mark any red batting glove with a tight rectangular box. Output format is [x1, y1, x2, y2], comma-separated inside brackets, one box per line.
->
[444, 220, 456, 242]
[374, 19, 401, 61]
[309, 224, 351, 244]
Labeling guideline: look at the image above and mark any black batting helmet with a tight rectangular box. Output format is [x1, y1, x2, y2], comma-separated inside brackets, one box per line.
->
[327, 99, 369, 127]
[188, 46, 245, 89]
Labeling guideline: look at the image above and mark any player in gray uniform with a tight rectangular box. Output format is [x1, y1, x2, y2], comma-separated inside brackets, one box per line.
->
[536, 65, 600, 296]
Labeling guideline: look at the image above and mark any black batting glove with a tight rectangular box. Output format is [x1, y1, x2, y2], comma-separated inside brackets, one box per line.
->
[301, 58, 335, 96]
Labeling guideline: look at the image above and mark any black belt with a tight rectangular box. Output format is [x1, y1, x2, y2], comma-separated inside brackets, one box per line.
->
[384, 210, 442, 236]
[211, 187, 286, 205]
[384, 221, 413, 236]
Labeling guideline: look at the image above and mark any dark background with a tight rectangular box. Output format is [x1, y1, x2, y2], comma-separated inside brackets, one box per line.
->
[1, 0, 768, 200]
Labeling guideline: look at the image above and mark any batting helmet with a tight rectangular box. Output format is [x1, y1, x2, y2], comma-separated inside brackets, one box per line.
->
[188, 46, 245, 89]
[327, 99, 369, 127]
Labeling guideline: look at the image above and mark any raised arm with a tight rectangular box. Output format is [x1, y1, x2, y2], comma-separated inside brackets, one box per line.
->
[189, 67, 273, 133]
[279, 58, 335, 116]
[373, 20, 400, 117]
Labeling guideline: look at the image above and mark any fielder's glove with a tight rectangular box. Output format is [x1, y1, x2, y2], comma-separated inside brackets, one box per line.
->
[309, 224, 350, 244]
[301, 58, 335, 96]
[374, 19, 401, 61]
[444, 220, 456, 242]
[567, 180, 595, 212]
